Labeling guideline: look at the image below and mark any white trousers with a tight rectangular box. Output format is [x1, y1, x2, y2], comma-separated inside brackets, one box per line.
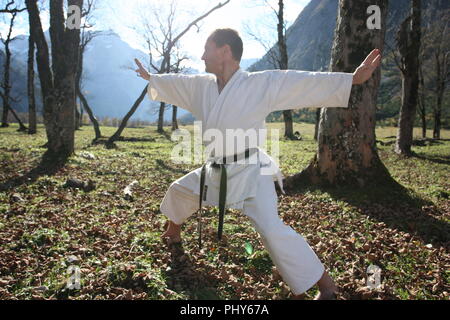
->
[160, 170, 325, 295]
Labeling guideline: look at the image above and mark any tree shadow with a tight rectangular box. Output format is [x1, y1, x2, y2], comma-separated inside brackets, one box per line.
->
[412, 152, 450, 166]
[113, 136, 156, 143]
[283, 176, 450, 248]
[155, 159, 190, 175]
[0, 151, 68, 192]
[157, 129, 173, 141]
[164, 241, 221, 300]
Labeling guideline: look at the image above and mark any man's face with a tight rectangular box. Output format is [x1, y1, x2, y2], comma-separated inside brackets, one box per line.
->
[201, 38, 225, 74]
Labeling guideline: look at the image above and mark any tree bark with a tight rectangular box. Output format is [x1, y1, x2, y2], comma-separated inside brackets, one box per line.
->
[172, 105, 179, 131]
[28, 30, 37, 134]
[417, 62, 427, 138]
[433, 80, 442, 139]
[314, 108, 321, 141]
[157, 102, 166, 133]
[285, 0, 391, 188]
[395, 0, 421, 156]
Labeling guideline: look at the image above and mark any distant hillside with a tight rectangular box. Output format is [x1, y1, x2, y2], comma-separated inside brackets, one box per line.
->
[0, 31, 193, 122]
[250, 0, 449, 127]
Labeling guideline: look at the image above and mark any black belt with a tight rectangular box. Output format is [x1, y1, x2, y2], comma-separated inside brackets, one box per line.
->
[198, 148, 258, 248]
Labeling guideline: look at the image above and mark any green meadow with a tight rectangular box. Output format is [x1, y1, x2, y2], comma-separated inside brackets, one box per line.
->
[0, 123, 448, 300]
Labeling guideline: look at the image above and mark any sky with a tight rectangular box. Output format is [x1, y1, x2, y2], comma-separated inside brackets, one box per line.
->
[0, 0, 310, 69]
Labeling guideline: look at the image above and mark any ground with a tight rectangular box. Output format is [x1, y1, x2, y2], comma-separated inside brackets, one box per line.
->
[0, 122, 448, 300]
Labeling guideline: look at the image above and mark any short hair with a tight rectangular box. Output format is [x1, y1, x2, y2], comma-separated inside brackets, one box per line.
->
[208, 28, 243, 62]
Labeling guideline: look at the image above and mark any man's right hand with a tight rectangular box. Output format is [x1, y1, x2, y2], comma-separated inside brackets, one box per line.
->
[134, 58, 150, 81]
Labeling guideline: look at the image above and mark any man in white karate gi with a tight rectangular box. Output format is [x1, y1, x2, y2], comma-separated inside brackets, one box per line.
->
[134, 29, 381, 300]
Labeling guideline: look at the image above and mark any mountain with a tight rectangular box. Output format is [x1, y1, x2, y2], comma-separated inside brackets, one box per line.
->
[250, 0, 447, 72]
[249, 0, 449, 125]
[1, 31, 192, 122]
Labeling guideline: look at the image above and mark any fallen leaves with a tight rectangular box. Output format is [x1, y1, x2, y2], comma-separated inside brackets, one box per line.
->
[0, 125, 449, 300]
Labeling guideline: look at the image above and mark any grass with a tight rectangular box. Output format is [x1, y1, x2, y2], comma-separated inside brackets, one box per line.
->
[0, 122, 448, 300]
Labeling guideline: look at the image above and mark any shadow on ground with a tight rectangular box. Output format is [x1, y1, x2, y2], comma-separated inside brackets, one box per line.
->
[282, 176, 450, 248]
[0, 152, 68, 192]
[164, 241, 221, 300]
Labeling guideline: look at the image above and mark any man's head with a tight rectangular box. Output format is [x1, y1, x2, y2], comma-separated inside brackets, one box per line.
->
[201, 28, 243, 74]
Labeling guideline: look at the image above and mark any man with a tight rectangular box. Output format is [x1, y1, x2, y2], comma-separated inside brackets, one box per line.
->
[135, 29, 381, 300]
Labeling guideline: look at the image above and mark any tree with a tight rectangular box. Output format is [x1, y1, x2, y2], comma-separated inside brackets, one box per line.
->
[417, 55, 427, 138]
[428, 8, 449, 139]
[27, 17, 36, 134]
[107, 0, 230, 145]
[75, 0, 105, 141]
[394, 0, 421, 156]
[285, 0, 392, 187]
[0, 1, 27, 130]
[26, 0, 83, 159]
[246, 0, 296, 140]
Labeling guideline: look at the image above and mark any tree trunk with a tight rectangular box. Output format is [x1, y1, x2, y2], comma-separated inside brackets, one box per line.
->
[421, 112, 427, 139]
[285, 0, 391, 188]
[75, 105, 81, 130]
[314, 108, 321, 141]
[276, 0, 295, 140]
[417, 63, 426, 139]
[108, 86, 148, 144]
[1, 13, 15, 128]
[77, 90, 101, 140]
[28, 31, 37, 134]
[77, 103, 84, 128]
[9, 106, 28, 131]
[26, 0, 83, 159]
[433, 52, 445, 140]
[433, 93, 442, 139]
[75, 43, 102, 141]
[157, 102, 166, 133]
[395, 0, 421, 156]
[395, 76, 420, 154]
[0, 11, 27, 131]
[172, 105, 179, 131]
[283, 110, 295, 139]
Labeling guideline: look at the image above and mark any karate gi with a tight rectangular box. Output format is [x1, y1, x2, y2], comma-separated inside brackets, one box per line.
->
[148, 68, 353, 295]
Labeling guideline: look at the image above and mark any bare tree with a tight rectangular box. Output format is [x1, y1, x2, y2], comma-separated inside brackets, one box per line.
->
[1, 1, 28, 130]
[0, 0, 25, 13]
[27, 19, 37, 134]
[428, 9, 449, 139]
[394, 0, 421, 156]
[245, 0, 296, 140]
[107, 0, 230, 145]
[26, 0, 83, 160]
[75, 0, 107, 141]
[285, 0, 393, 188]
[417, 54, 427, 138]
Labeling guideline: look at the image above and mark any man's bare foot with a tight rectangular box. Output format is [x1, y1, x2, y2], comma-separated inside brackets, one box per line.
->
[313, 289, 338, 300]
[162, 220, 182, 244]
[314, 271, 339, 300]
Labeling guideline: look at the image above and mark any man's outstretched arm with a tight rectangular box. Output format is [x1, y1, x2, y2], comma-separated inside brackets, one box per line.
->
[133, 58, 203, 117]
[352, 49, 382, 85]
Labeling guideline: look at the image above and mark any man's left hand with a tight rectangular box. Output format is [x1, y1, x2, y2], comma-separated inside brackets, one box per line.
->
[352, 49, 382, 85]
